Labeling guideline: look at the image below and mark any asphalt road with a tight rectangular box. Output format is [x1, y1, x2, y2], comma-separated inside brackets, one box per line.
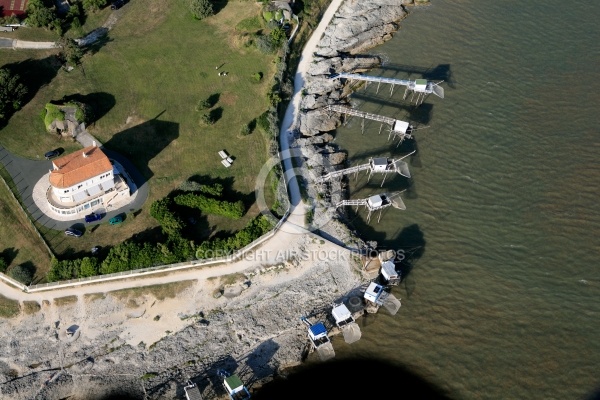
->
[0, 144, 148, 231]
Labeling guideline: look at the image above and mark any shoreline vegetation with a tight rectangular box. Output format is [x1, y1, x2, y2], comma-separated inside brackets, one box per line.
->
[0, 0, 430, 398]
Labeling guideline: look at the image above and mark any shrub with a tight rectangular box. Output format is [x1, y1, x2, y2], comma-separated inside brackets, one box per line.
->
[240, 123, 251, 136]
[262, 10, 273, 21]
[254, 34, 277, 54]
[189, 0, 214, 20]
[43, 103, 65, 130]
[199, 183, 223, 197]
[179, 180, 204, 192]
[251, 72, 263, 83]
[195, 98, 211, 111]
[200, 113, 215, 125]
[195, 215, 273, 259]
[150, 198, 185, 236]
[174, 193, 245, 219]
[0, 257, 7, 273]
[9, 264, 35, 285]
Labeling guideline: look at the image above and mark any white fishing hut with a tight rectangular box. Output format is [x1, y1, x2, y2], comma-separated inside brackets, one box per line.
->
[381, 260, 400, 286]
[332, 303, 362, 344]
[364, 282, 385, 306]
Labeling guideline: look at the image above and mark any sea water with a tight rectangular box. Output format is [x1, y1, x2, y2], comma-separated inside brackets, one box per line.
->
[259, 1, 600, 399]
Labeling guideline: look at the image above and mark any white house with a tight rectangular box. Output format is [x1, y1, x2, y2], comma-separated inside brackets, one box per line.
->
[47, 144, 130, 216]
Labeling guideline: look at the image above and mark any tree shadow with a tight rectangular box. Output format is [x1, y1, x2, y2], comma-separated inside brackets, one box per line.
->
[59, 92, 116, 124]
[0, 56, 62, 128]
[207, 93, 220, 108]
[84, 31, 114, 56]
[253, 358, 454, 400]
[0, 247, 18, 266]
[244, 339, 279, 384]
[185, 174, 256, 211]
[209, 107, 224, 123]
[212, 0, 229, 15]
[103, 111, 179, 181]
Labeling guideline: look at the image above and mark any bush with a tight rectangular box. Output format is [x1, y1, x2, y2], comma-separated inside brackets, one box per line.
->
[43, 103, 65, 130]
[9, 264, 35, 285]
[251, 72, 263, 82]
[254, 34, 277, 54]
[179, 180, 204, 192]
[189, 0, 214, 20]
[150, 198, 185, 236]
[195, 215, 273, 259]
[200, 113, 215, 125]
[240, 123, 251, 136]
[199, 183, 223, 197]
[0, 257, 7, 273]
[195, 98, 211, 111]
[174, 193, 245, 219]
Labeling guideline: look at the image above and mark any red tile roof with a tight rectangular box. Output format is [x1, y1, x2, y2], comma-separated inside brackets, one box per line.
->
[0, 0, 28, 17]
[49, 146, 112, 189]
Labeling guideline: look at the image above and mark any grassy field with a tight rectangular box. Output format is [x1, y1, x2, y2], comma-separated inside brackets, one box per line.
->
[0, 0, 280, 278]
[0, 170, 52, 280]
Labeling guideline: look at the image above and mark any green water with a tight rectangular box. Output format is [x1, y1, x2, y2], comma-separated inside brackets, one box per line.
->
[324, 1, 600, 399]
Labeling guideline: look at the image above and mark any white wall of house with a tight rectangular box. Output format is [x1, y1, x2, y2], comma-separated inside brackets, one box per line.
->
[52, 171, 113, 203]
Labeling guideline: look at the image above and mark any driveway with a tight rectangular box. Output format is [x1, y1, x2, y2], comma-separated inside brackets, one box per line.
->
[0, 144, 148, 231]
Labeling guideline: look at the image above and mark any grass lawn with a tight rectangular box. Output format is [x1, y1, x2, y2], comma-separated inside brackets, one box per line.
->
[0, 0, 279, 277]
[0, 171, 52, 281]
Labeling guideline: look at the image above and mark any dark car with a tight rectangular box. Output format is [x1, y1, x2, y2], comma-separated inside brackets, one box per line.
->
[84, 212, 103, 223]
[65, 228, 83, 237]
[109, 215, 124, 225]
[111, 0, 124, 10]
[44, 149, 60, 160]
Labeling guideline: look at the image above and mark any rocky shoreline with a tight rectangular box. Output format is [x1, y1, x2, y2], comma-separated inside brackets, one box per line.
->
[293, 0, 417, 242]
[0, 1, 424, 399]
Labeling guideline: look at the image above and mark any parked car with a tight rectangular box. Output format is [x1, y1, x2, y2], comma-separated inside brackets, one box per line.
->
[44, 149, 60, 160]
[109, 215, 124, 225]
[65, 228, 83, 237]
[84, 212, 103, 223]
[111, 0, 124, 10]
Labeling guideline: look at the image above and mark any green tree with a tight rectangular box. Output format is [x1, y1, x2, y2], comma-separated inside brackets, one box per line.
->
[58, 37, 84, 67]
[189, 0, 214, 20]
[9, 264, 35, 285]
[0, 68, 27, 122]
[200, 113, 215, 125]
[82, 0, 107, 12]
[0, 257, 7, 273]
[150, 198, 185, 236]
[25, 0, 58, 29]
[79, 257, 99, 278]
[270, 27, 286, 46]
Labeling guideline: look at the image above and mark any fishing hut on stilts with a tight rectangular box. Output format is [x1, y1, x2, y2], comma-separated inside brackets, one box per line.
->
[300, 316, 335, 361]
[336, 192, 406, 223]
[330, 303, 362, 344]
[363, 281, 402, 315]
[330, 72, 445, 106]
[316, 150, 414, 187]
[326, 104, 419, 147]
